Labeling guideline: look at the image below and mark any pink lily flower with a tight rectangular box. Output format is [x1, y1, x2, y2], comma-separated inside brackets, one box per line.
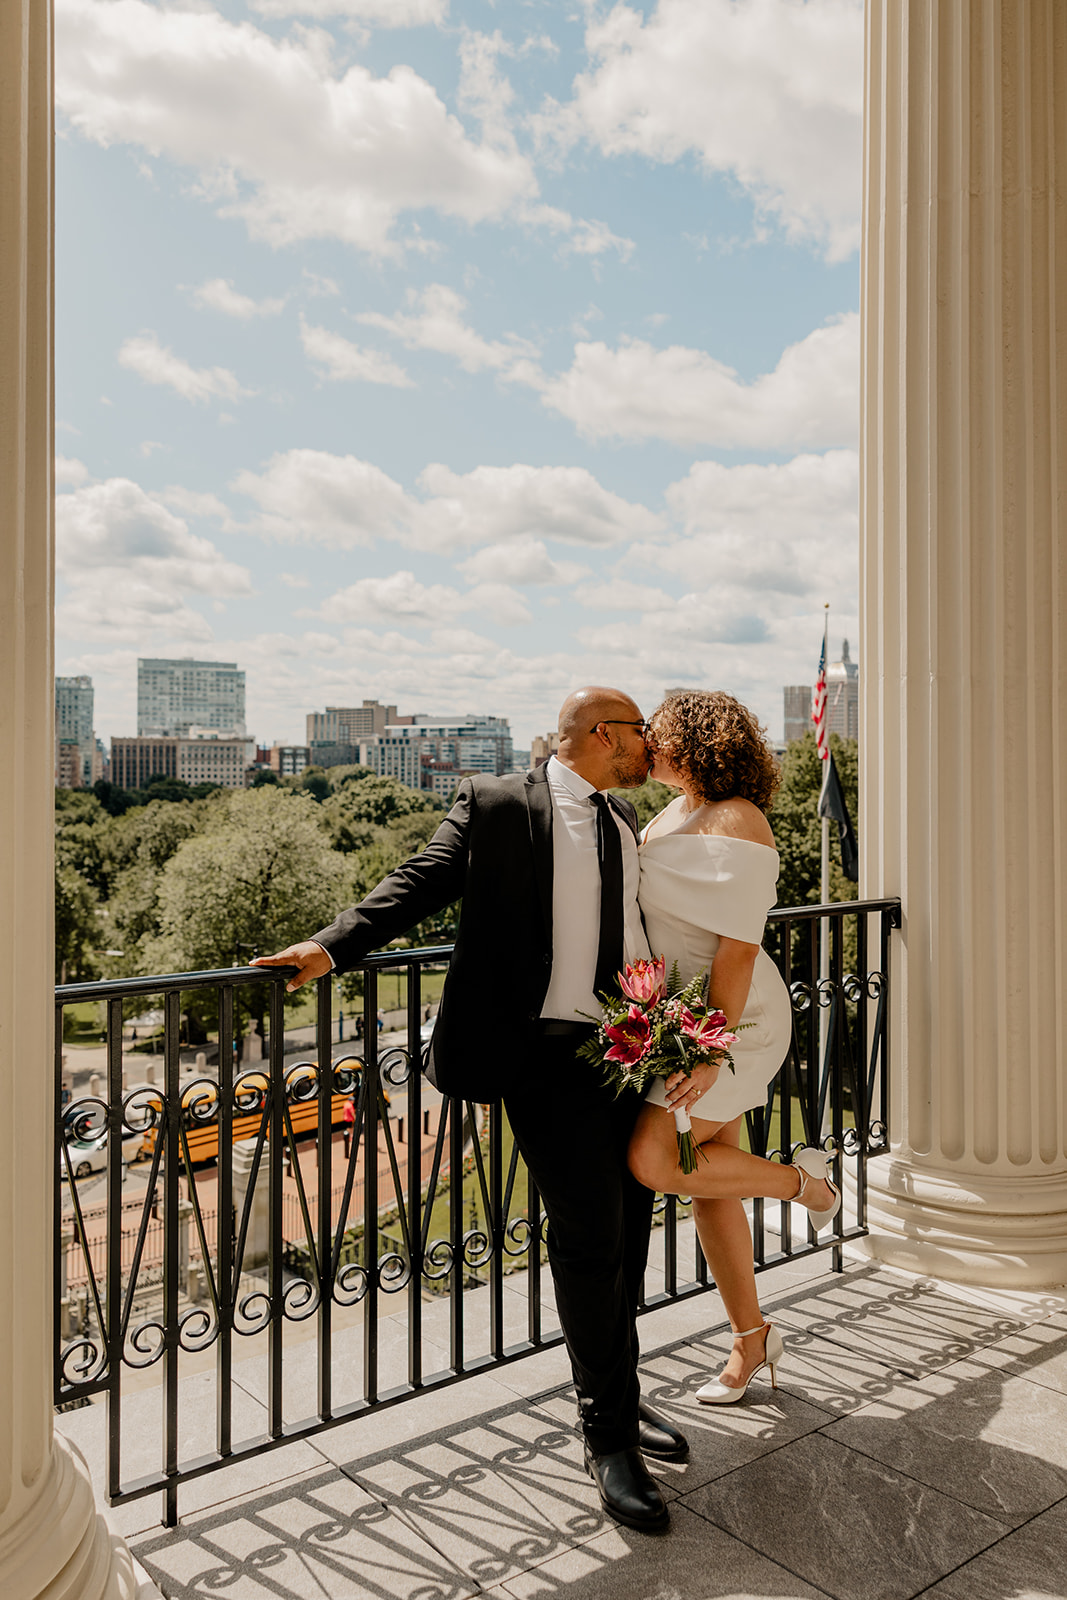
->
[681, 1006, 738, 1053]
[618, 956, 667, 1004]
[604, 1005, 652, 1065]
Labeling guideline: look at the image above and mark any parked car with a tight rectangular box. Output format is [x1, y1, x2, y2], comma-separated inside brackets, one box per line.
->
[61, 1129, 145, 1180]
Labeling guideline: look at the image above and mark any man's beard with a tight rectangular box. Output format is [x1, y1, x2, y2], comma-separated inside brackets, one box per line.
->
[610, 745, 651, 789]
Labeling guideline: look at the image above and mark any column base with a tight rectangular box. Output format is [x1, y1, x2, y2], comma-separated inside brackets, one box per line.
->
[858, 1157, 1067, 1290]
[0, 1432, 142, 1600]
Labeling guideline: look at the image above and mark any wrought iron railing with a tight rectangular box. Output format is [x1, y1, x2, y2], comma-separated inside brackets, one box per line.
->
[55, 898, 899, 1525]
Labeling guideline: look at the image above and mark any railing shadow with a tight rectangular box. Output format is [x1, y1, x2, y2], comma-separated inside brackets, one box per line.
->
[120, 1262, 1067, 1600]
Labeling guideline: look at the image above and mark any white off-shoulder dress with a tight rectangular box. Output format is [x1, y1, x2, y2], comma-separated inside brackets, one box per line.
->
[639, 831, 793, 1124]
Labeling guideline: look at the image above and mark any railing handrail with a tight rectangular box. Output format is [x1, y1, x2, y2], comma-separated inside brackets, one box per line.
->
[54, 908, 902, 1006]
[55, 944, 456, 1004]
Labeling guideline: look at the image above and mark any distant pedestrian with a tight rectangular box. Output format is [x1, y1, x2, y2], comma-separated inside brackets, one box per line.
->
[376, 1008, 384, 1033]
[342, 1096, 355, 1159]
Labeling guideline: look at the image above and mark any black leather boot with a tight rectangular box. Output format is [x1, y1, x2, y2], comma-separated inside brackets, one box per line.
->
[637, 1399, 689, 1461]
[583, 1443, 670, 1532]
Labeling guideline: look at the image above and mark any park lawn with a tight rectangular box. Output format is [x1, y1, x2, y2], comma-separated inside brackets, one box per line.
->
[284, 968, 449, 1030]
[61, 1000, 106, 1046]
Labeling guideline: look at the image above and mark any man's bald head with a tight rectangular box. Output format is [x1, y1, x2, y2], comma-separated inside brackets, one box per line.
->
[557, 687, 642, 742]
[555, 686, 650, 790]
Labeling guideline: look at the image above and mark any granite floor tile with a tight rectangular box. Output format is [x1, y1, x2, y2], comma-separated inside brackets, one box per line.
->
[536, 1351, 831, 1496]
[680, 1318, 906, 1419]
[344, 1409, 610, 1586]
[683, 1432, 1009, 1600]
[824, 1357, 1067, 1525]
[957, 1317, 1067, 1398]
[55, 1373, 326, 1538]
[490, 1502, 832, 1600]
[769, 1274, 996, 1376]
[917, 1493, 1067, 1600]
[129, 1463, 476, 1599]
[309, 1369, 535, 1461]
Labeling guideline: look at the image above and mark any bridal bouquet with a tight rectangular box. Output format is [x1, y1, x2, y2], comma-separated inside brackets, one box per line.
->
[578, 956, 738, 1174]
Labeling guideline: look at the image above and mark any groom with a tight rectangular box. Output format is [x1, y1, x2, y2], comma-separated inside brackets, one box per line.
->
[253, 685, 687, 1532]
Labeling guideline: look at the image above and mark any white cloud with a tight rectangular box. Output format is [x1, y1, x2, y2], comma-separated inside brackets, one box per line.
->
[118, 332, 253, 404]
[300, 318, 414, 387]
[644, 449, 860, 616]
[189, 278, 286, 319]
[56, 0, 535, 254]
[159, 486, 232, 520]
[250, 0, 447, 22]
[55, 476, 252, 645]
[357, 283, 536, 375]
[319, 570, 531, 627]
[412, 461, 663, 550]
[302, 270, 340, 297]
[56, 456, 89, 486]
[231, 449, 411, 547]
[459, 538, 590, 586]
[280, 572, 310, 588]
[541, 0, 863, 262]
[230, 449, 662, 553]
[532, 313, 859, 449]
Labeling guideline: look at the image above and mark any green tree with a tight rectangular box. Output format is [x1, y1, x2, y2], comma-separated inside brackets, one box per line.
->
[321, 775, 442, 846]
[771, 731, 858, 909]
[147, 788, 350, 1026]
[55, 863, 99, 982]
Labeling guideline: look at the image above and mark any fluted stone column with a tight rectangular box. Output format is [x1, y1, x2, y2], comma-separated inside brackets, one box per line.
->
[861, 0, 1067, 1286]
[0, 4, 141, 1594]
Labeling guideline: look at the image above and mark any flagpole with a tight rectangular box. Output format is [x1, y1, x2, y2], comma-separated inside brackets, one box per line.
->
[819, 607, 831, 1127]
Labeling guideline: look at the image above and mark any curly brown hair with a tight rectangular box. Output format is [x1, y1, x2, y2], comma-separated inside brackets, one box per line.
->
[647, 690, 780, 810]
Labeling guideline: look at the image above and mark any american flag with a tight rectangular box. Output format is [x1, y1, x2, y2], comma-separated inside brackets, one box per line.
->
[812, 632, 829, 760]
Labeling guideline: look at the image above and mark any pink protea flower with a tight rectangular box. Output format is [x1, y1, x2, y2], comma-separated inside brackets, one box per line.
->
[681, 1007, 738, 1054]
[604, 1005, 652, 1065]
[618, 956, 667, 1004]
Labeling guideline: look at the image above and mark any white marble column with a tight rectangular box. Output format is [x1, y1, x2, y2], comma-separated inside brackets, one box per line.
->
[861, 0, 1067, 1286]
[0, 3, 140, 1594]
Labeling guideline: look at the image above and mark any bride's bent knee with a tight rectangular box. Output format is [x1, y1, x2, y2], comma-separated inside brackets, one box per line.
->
[628, 1109, 677, 1191]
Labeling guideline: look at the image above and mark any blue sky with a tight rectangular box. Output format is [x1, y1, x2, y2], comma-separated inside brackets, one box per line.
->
[54, 0, 864, 751]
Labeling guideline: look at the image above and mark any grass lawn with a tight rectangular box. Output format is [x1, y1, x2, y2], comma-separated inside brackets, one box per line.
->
[61, 1000, 106, 1046]
[283, 968, 449, 1030]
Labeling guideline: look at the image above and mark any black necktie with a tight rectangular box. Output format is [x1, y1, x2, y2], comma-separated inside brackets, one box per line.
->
[590, 793, 624, 998]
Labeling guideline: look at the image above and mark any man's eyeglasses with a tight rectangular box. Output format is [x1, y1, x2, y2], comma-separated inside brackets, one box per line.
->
[591, 720, 649, 735]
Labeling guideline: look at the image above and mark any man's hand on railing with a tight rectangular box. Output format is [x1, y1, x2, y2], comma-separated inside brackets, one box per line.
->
[250, 942, 332, 992]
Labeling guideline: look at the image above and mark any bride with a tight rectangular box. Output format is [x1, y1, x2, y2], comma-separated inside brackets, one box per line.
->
[628, 690, 840, 1403]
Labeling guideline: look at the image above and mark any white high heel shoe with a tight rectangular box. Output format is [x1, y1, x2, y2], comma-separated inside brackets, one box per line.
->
[792, 1146, 842, 1230]
[695, 1322, 784, 1405]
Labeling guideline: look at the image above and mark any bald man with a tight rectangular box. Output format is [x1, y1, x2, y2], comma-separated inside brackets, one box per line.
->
[254, 687, 687, 1532]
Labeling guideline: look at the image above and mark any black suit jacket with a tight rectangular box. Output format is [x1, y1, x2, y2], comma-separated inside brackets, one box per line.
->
[312, 763, 640, 1101]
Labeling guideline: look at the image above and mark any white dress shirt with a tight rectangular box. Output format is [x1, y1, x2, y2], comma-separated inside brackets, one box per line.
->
[540, 756, 650, 1022]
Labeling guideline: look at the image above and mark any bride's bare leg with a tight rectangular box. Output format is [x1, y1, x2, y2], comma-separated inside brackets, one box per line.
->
[627, 1103, 836, 1214]
[689, 1120, 769, 1388]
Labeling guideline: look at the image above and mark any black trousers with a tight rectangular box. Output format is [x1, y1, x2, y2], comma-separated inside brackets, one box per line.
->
[503, 1032, 654, 1454]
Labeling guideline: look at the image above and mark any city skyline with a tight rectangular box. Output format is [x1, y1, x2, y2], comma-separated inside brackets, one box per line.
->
[53, 0, 863, 750]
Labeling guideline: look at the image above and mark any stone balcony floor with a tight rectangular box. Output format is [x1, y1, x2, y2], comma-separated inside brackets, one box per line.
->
[57, 1251, 1067, 1600]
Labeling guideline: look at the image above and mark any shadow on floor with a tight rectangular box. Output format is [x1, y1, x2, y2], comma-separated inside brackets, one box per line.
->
[124, 1263, 1067, 1600]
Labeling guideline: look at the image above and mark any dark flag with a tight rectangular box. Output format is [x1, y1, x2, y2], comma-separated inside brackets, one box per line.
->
[818, 750, 858, 881]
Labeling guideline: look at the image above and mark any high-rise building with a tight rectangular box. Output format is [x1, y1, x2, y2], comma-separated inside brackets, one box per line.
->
[826, 639, 860, 740]
[269, 744, 311, 777]
[55, 675, 94, 786]
[530, 732, 560, 767]
[137, 658, 246, 738]
[306, 700, 398, 745]
[359, 714, 513, 793]
[783, 685, 811, 744]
